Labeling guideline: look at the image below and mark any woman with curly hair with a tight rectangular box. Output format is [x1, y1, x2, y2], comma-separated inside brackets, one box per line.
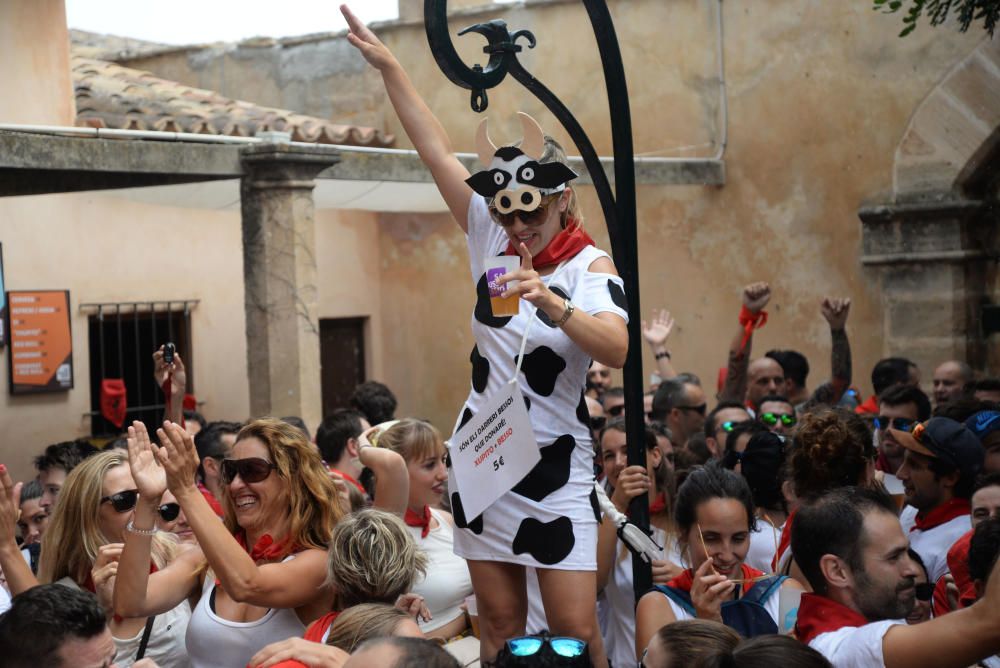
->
[113, 418, 343, 668]
[772, 408, 875, 574]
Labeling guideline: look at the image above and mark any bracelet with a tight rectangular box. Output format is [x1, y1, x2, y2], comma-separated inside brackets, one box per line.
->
[655, 350, 671, 360]
[553, 298, 576, 327]
[126, 520, 157, 536]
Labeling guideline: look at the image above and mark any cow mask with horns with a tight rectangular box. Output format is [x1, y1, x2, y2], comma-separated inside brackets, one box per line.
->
[465, 112, 578, 216]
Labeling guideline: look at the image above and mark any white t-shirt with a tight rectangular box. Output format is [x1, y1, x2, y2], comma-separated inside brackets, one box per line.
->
[0, 585, 10, 614]
[808, 619, 900, 668]
[909, 513, 971, 583]
[746, 517, 782, 573]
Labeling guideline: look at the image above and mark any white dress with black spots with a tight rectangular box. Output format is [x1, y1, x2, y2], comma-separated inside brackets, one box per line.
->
[448, 196, 629, 570]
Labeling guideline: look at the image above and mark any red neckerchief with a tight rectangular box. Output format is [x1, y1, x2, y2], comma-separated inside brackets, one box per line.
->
[666, 563, 765, 596]
[875, 450, 896, 474]
[772, 508, 797, 572]
[197, 482, 224, 517]
[405, 505, 432, 539]
[329, 467, 366, 495]
[912, 498, 970, 532]
[795, 593, 870, 644]
[737, 305, 768, 354]
[85, 562, 157, 623]
[503, 218, 594, 269]
[855, 395, 879, 415]
[304, 611, 340, 642]
[648, 492, 667, 515]
[235, 531, 300, 562]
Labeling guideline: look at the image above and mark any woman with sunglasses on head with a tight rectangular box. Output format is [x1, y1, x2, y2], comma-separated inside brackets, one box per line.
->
[113, 418, 343, 668]
[0, 450, 191, 667]
[634, 463, 803, 656]
[596, 418, 681, 668]
[340, 7, 628, 666]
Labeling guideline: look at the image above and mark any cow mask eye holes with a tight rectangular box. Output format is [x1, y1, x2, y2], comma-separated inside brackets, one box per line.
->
[492, 170, 510, 187]
[517, 163, 537, 184]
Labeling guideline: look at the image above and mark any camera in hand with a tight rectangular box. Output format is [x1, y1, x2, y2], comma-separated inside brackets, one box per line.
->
[164, 342, 176, 365]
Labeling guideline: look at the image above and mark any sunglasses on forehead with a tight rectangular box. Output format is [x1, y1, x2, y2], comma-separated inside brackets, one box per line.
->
[489, 194, 559, 227]
[221, 457, 277, 485]
[101, 489, 138, 513]
[158, 502, 181, 523]
[759, 412, 797, 428]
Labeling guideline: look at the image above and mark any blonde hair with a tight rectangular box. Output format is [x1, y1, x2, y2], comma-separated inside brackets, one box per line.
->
[326, 603, 410, 653]
[327, 509, 428, 609]
[377, 419, 444, 464]
[540, 135, 582, 228]
[38, 450, 176, 585]
[223, 418, 343, 555]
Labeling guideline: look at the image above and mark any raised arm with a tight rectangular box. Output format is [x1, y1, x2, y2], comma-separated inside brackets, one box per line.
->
[642, 309, 677, 381]
[719, 283, 770, 403]
[114, 422, 202, 618]
[807, 297, 852, 406]
[0, 468, 39, 595]
[883, 542, 1000, 668]
[357, 426, 410, 516]
[341, 4, 472, 232]
[154, 421, 328, 610]
[153, 346, 185, 426]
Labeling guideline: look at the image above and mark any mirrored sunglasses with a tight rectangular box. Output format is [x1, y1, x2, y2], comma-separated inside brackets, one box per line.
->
[101, 489, 139, 513]
[507, 635, 586, 658]
[760, 412, 797, 428]
[874, 416, 918, 433]
[720, 419, 752, 433]
[221, 457, 276, 484]
[158, 502, 181, 522]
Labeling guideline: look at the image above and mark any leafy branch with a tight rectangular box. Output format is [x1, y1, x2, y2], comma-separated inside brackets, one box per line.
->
[873, 0, 1000, 36]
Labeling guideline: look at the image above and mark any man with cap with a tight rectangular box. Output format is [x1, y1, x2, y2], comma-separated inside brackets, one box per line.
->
[892, 417, 984, 582]
[967, 410, 1000, 475]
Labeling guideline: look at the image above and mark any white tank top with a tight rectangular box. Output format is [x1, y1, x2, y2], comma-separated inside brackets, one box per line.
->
[408, 509, 473, 633]
[114, 600, 192, 668]
[185, 560, 306, 668]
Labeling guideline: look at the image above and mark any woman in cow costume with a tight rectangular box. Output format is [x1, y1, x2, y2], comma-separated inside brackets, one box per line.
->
[343, 6, 629, 664]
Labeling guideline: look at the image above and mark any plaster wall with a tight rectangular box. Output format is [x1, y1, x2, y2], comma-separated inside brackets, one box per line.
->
[0, 0, 75, 125]
[124, 1, 986, 414]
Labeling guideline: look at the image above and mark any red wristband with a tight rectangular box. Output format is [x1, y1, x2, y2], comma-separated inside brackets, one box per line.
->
[737, 305, 768, 353]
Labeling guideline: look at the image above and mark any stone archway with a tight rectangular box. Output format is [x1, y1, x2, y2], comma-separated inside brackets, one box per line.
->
[859, 36, 1000, 374]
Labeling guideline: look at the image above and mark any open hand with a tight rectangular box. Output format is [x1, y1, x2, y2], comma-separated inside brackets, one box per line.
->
[642, 310, 674, 348]
[742, 282, 771, 313]
[821, 297, 851, 330]
[154, 421, 200, 496]
[0, 465, 22, 547]
[341, 4, 398, 72]
[127, 421, 167, 500]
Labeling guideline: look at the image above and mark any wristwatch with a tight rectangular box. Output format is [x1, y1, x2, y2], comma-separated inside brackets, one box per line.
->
[554, 298, 576, 327]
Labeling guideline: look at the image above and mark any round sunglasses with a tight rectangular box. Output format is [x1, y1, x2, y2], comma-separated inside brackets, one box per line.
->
[489, 194, 559, 227]
[221, 457, 277, 485]
[759, 412, 797, 428]
[100, 489, 139, 513]
[158, 502, 181, 523]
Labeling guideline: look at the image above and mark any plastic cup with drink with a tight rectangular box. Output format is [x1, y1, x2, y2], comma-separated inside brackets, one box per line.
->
[485, 255, 521, 317]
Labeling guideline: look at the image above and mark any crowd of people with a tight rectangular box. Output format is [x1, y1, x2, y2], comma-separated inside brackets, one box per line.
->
[5, 5, 1000, 668]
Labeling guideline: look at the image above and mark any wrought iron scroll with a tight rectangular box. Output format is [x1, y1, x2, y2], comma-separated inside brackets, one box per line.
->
[425, 0, 650, 599]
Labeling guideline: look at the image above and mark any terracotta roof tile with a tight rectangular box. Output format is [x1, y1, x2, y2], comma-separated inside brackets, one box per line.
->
[71, 56, 394, 148]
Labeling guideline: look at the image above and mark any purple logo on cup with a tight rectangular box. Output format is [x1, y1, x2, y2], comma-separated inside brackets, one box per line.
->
[487, 267, 506, 298]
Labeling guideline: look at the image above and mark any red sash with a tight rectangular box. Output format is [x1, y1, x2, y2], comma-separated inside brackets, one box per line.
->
[795, 593, 870, 644]
[504, 218, 594, 269]
[912, 498, 970, 533]
[404, 505, 432, 539]
[772, 508, 797, 572]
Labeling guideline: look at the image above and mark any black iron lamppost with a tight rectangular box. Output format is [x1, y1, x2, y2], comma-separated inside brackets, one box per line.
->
[424, 0, 652, 600]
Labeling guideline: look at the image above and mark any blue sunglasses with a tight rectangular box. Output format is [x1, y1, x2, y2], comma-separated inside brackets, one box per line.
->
[507, 635, 587, 658]
[874, 416, 918, 432]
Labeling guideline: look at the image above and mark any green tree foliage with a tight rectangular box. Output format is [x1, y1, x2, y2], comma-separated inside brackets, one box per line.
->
[873, 0, 1000, 36]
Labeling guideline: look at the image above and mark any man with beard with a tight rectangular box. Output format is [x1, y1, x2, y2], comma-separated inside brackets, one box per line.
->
[793, 486, 1000, 668]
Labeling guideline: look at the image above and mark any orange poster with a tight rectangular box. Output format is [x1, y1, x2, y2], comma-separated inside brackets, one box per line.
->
[6, 290, 74, 394]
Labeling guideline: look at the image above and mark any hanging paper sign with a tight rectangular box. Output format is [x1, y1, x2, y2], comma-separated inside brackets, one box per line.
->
[448, 381, 540, 520]
[6, 290, 74, 394]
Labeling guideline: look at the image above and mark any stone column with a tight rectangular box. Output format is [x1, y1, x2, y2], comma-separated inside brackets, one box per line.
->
[859, 196, 993, 375]
[240, 143, 339, 429]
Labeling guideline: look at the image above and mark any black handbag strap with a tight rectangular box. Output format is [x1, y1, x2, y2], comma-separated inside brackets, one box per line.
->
[136, 615, 156, 660]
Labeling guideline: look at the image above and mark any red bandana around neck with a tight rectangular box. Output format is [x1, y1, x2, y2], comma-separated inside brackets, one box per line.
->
[236, 531, 299, 563]
[504, 218, 594, 269]
[795, 593, 870, 644]
[329, 467, 366, 495]
[648, 492, 668, 515]
[772, 508, 797, 572]
[405, 505, 432, 538]
[304, 611, 340, 643]
[667, 563, 764, 597]
[912, 498, 970, 533]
